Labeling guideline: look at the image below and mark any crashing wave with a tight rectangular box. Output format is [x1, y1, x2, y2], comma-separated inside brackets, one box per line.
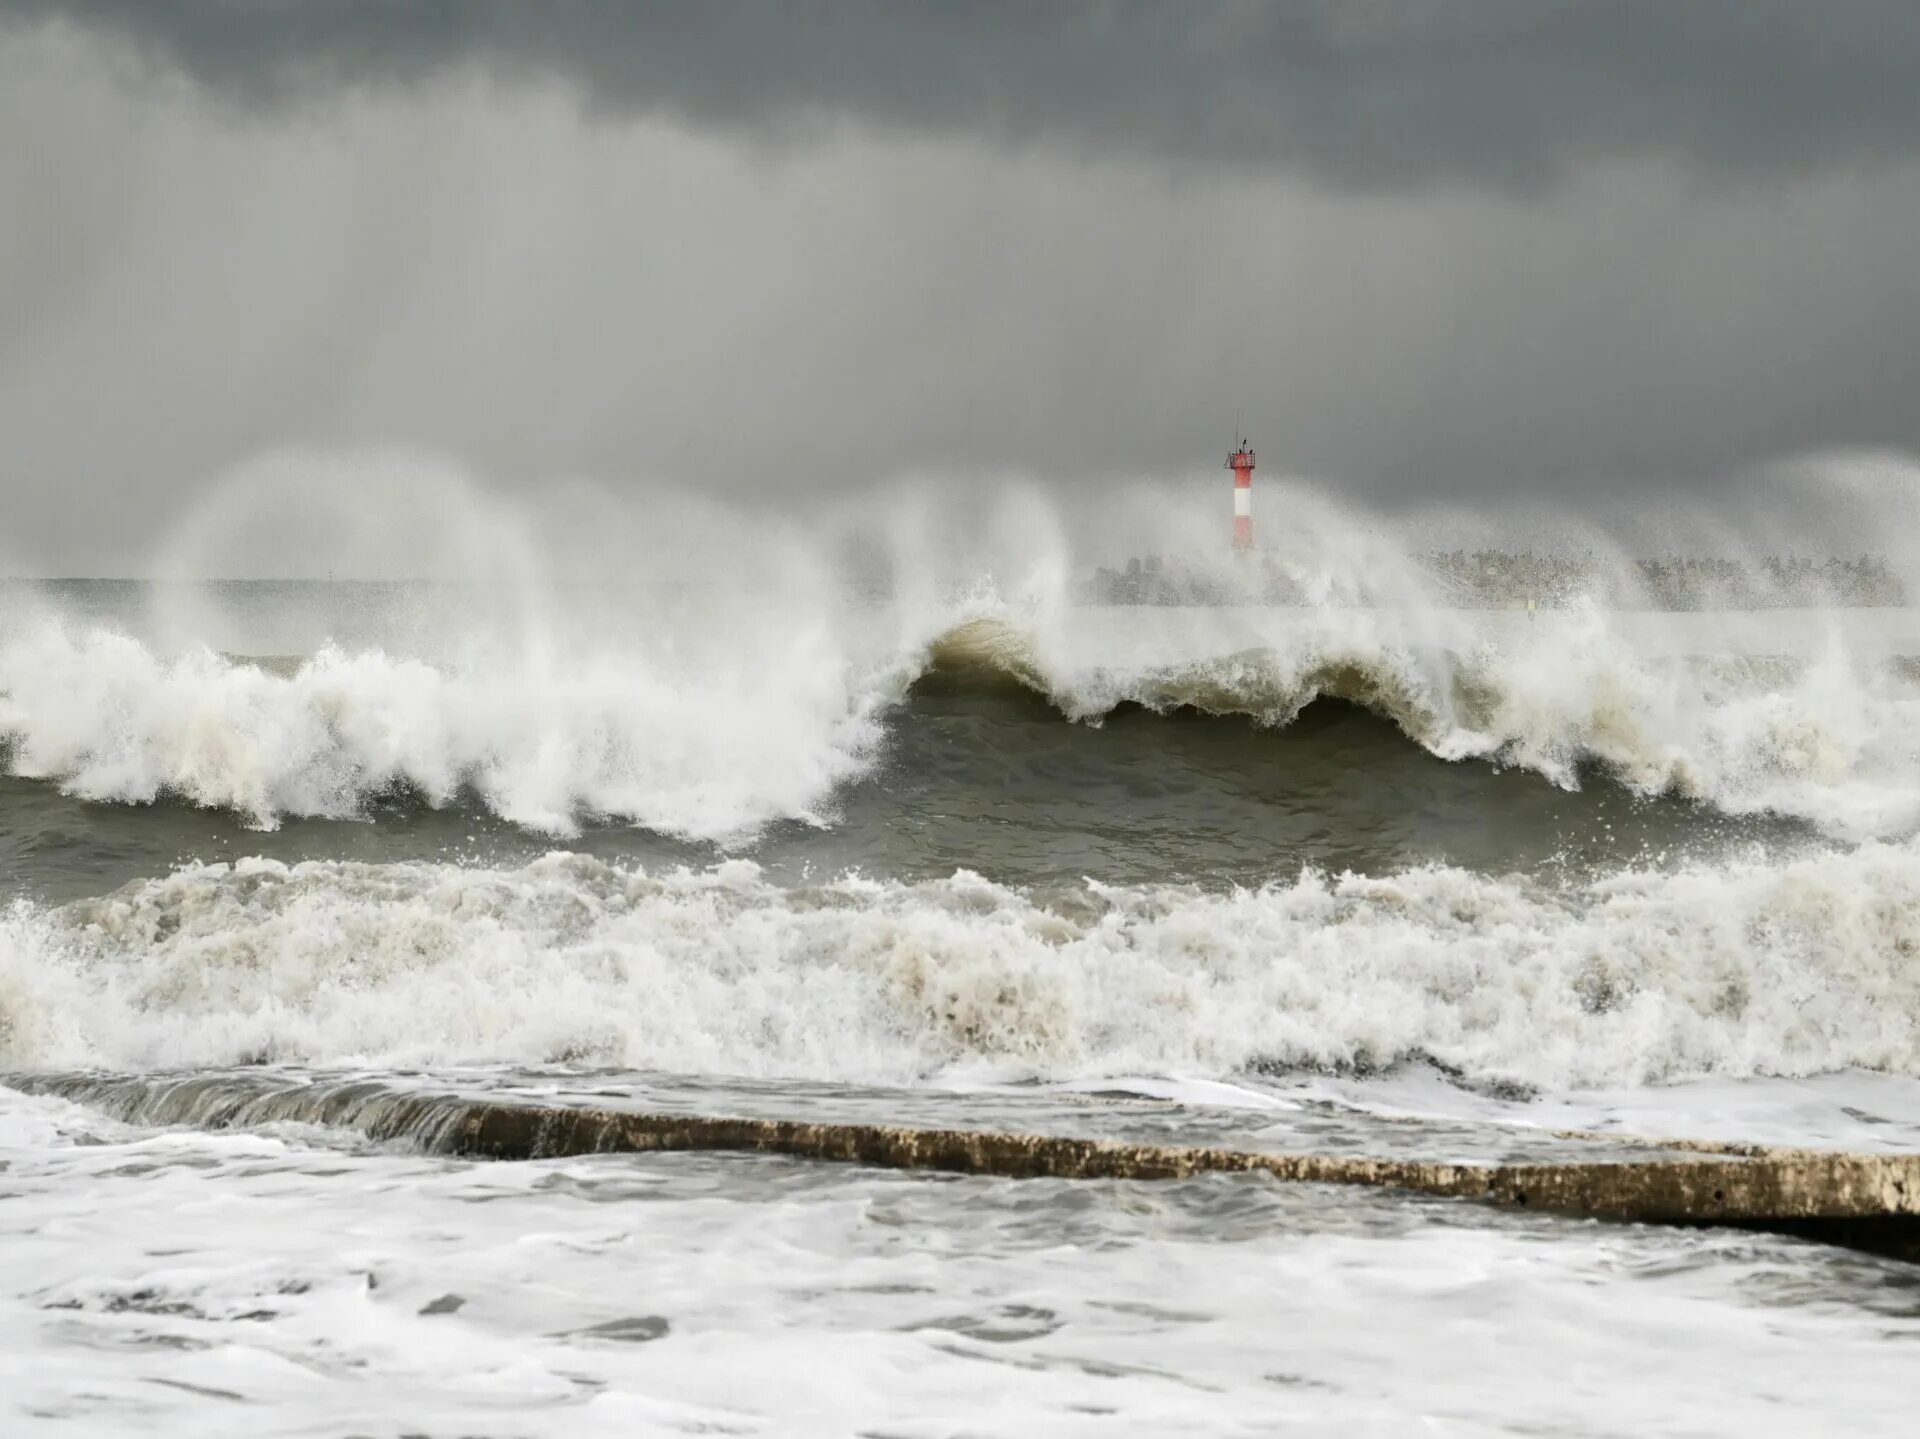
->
[0, 621, 892, 839]
[3, 601, 1920, 839]
[930, 609, 1920, 838]
[4, 848, 1919, 1087]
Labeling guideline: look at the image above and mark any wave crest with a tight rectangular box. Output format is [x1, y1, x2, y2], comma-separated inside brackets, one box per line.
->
[5, 847, 1919, 1087]
[922, 609, 1920, 839]
[4, 602, 1920, 839]
[0, 622, 888, 838]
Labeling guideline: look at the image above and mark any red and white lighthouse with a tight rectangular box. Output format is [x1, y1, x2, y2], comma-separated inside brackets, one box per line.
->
[1227, 441, 1255, 550]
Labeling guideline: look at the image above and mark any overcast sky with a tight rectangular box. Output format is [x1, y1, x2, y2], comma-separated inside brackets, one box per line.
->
[3, 2, 1918, 571]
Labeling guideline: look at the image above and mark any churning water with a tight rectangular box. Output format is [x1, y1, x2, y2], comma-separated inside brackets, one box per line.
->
[6, 496, 1920, 1434]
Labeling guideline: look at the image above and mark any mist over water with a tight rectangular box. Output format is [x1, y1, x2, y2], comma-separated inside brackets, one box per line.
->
[7, 449, 1920, 845]
[3, 457, 1920, 1438]
[12, 11, 1920, 1427]
[2, 448, 1920, 1106]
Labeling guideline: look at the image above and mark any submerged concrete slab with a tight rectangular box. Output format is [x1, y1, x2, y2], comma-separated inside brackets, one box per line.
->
[9, 1071, 1919, 1262]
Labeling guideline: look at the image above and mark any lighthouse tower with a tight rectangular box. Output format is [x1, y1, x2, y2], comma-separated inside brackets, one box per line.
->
[1227, 441, 1255, 550]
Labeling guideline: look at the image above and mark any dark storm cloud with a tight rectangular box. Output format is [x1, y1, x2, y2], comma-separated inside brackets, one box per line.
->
[9, 0, 1920, 190]
[3, 3, 1920, 576]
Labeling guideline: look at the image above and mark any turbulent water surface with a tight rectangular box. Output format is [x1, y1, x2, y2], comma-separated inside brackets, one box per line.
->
[5, 577, 1920, 1434]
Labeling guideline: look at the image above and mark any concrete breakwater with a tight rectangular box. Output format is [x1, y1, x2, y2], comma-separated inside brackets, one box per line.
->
[9, 1070, 1918, 1262]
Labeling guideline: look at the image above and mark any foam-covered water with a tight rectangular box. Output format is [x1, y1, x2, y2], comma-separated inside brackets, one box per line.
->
[6, 844, 1920, 1093]
[7, 575, 1920, 1128]
[6, 1087, 1919, 1437]
[6, 541, 1920, 1433]
[5, 591, 1919, 844]
[0, 612, 890, 840]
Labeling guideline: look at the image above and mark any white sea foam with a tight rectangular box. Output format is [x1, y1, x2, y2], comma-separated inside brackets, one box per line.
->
[0, 619, 893, 839]
[5, 592, 1920, 840]
[5, 846, 1919, 1088]
[935, 601, 1920, 840]
[10, 451, 1920, 840]
[8, 1087, 1915, 1438]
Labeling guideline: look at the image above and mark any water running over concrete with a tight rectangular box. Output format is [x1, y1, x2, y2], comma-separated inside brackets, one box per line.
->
[12, 1071, 1915, 1263]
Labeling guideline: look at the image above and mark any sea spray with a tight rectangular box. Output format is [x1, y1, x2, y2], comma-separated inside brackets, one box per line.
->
[0, 620, 892, 837]
[6, 598, 1920, 839]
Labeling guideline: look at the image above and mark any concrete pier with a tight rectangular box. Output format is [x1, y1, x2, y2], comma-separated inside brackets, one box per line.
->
[9, 1071, 1918, 1262]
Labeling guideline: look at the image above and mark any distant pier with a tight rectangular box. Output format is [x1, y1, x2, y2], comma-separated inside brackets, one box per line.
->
[1082, 550, 1908, 609]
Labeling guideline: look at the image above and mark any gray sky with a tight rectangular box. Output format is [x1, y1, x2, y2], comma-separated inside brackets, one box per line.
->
[3, 1, 1919, 572]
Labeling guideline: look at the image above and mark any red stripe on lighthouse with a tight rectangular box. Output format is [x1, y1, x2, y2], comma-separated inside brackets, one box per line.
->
[1227, 445, 1256, 550]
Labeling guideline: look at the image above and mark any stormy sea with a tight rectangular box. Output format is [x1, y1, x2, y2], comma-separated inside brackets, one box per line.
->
[5, 529, 1920, 1435]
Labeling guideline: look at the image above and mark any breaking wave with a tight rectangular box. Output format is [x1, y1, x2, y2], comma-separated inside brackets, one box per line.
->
[0, 620, 894, 840]
[3, 599, 1920, 840]
[925, 610, 1920, 841]
[4, 847, 1919, 1088]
